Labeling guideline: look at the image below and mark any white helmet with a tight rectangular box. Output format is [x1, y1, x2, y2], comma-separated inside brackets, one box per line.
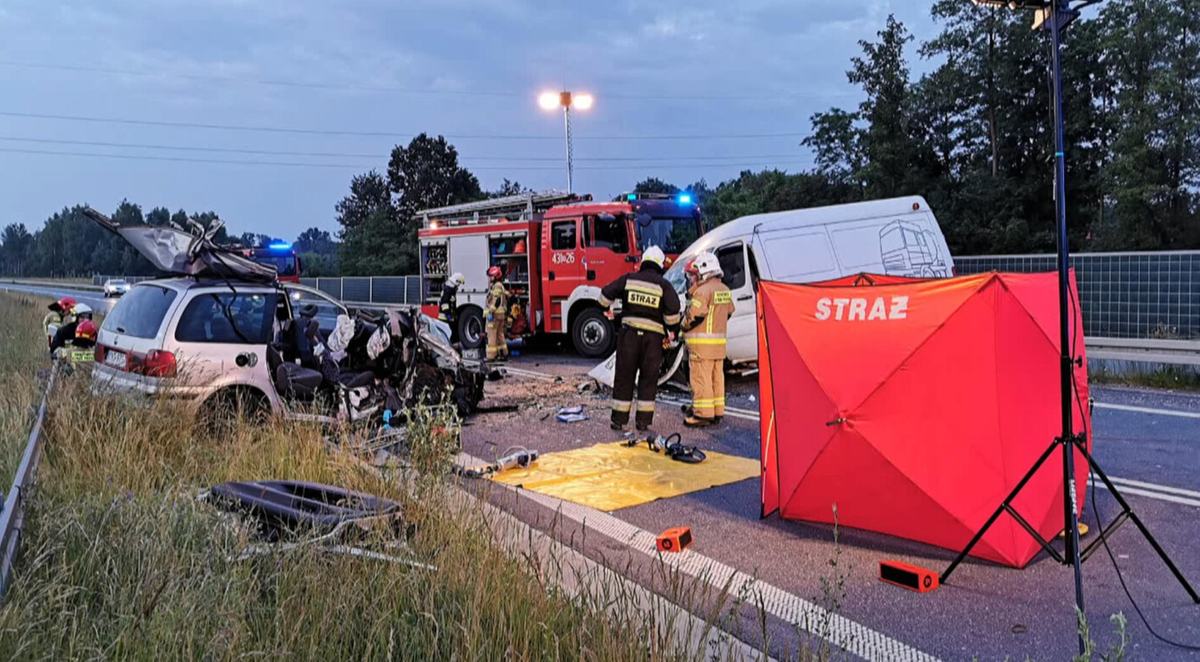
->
[688, 252, 722, 280]
[641, 246, 666, 269]
[449, 272, 466, 287]
[72, 303, 94, 318]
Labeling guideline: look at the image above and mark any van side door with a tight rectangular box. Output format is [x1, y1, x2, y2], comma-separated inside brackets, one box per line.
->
[713, 242, 757, 363]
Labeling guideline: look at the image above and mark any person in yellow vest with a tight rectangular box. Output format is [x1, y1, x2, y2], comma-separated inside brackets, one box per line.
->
[485, 265, 510, 361]
[681, 252, 734, 427]
[43, 297, 77, 349]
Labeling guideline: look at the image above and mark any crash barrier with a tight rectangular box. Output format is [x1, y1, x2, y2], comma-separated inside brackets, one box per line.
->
[0, 364, 58, 602]
[489, 440, 759, 512]
[759, 272, 1090, 567]
[955, 250, 1199, 340]
[90, 275, 156, 286]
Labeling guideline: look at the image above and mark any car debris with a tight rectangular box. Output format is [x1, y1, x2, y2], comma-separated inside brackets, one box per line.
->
[205, 480, 435, 570]
[556, 406, 589, 423]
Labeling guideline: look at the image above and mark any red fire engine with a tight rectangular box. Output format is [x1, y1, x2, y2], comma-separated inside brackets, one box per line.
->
[418, 190, 705, 357]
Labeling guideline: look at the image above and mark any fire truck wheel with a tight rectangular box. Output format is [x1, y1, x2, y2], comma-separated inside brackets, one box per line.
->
[571, 308, 614, 358]
[457, 307, 485, 350]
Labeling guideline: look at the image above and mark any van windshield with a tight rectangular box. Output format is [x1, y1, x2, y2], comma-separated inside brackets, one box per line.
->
[103, 285, 178, 339]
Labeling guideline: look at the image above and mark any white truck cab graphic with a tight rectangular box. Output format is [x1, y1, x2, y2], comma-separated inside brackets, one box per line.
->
[879, 220, 950, 278]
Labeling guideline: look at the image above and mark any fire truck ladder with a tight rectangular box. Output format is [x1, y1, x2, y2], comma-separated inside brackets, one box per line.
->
[418, 190, 591, 228]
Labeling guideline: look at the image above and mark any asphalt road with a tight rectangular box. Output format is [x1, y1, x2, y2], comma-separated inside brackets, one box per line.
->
[479, 350, 1200, 661]
[0, 282, 116, 315]
[4, 282, 1196, 660]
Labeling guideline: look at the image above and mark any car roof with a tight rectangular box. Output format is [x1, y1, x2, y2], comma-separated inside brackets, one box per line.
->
[132, 277, 282, 293]
[675, 195, 932, 260]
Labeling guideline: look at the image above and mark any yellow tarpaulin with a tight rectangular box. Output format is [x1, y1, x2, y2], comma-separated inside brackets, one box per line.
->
[489, 441, 759, 511]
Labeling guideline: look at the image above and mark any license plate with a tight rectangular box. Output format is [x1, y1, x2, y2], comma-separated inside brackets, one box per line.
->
[104, 350, 127, 370]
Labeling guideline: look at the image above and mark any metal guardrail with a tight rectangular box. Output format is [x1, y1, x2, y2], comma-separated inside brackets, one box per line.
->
[0, 363, 58, 601]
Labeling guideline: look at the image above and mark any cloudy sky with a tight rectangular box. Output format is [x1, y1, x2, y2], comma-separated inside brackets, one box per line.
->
[0, 0, 939, 240]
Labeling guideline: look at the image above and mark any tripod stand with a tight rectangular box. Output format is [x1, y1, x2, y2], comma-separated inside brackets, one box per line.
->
[943, 0, 1198, 656]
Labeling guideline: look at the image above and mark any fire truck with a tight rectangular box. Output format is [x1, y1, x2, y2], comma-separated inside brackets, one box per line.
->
[417, 190, 705, 357]
[236, 243, 301, 283]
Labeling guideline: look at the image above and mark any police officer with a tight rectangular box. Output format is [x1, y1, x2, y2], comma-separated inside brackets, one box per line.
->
[485, 265, 510, 361]
[439, 273, 466, 327]
[681, 252, 734, 427]
[599, 246, 681, 432]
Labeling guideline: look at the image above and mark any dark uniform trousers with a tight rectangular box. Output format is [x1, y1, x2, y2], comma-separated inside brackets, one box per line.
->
[611, 326, 663, 429]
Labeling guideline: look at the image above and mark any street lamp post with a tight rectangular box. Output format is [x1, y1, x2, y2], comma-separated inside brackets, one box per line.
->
[538, 90, 593, 193]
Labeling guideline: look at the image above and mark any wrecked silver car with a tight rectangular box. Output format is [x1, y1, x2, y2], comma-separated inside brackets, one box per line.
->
[83, 208, 485, 426]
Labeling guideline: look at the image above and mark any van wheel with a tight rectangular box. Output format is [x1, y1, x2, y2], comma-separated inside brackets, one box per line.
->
[457, 307, 485, 350]
[571, 308, 614, 358]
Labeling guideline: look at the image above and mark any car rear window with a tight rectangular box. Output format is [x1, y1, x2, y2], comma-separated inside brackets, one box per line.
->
[103, 285, 178, 339]
[175, 292, 278, 344]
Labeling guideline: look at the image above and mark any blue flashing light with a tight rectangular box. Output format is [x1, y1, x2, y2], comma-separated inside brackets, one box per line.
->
[678, 194, 692, 204]
[627, 193, 637, 201]
[268, 241, 292, 250]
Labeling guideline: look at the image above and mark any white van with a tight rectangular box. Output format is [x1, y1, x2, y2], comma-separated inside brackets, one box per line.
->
[662, 196, 954, 367]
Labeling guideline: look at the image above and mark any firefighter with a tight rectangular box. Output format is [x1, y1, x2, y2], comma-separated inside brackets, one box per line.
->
[57, 319, 98, 364]
[598, 246, 681, 432]
[439, 272, 466, 326]
[51, 303, 94, 353]
[485, 265, 510, 361]
[43, 297, 78, 349]
[681, 252, 734, 427]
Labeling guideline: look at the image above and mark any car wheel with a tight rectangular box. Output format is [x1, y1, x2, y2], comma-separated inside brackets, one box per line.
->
[457, 307, 485, 350]
[200, 387, 268, 433]
[571, 308, 614, 358]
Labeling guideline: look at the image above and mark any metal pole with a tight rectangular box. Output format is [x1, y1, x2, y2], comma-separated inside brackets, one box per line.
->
[1049, 4, 1086, 654]
[563, 105, 574, 193]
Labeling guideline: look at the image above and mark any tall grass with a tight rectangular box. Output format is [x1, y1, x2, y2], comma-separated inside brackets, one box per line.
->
[0, 292, 744, 660]
[0, 293, 54, 486]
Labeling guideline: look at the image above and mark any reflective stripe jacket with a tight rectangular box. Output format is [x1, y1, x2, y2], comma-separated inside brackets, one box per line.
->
[438, 283, 458, 322]
[598, 264, 681, 336]
[485, 282, 509, 316]
[683, 276, 734, 360]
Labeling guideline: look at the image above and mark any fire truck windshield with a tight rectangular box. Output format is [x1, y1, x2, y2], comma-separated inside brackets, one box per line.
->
[252, 254, 297, 277]
[634, 214, 702, 255]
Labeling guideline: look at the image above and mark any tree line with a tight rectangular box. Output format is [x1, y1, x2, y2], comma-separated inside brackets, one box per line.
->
[2, 0, 1195, 279]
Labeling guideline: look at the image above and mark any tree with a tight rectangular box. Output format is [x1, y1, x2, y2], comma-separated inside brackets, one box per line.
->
[335, 171, 406, 276]
[631, 177, 679, 195]
[387, 134, 484, 223]
[489, 179, 532, 198]
[295, 227, 336, 255]
[0, 223, 34, 276]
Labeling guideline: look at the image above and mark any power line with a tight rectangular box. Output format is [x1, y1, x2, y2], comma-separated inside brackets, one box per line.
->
[0, 146, 813, 171]
[0, 135, 808, 163]
[0, 111, 811, 141]
[0, 59, 856, 102]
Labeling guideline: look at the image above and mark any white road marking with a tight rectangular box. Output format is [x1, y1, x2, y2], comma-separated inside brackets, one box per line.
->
[1090, 480, 1200, 508]
[1093, 402, 1199, 419]
[463, 453, 942, 662]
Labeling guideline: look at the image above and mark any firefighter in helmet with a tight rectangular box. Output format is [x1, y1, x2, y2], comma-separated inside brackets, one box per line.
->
[681, 252, 734, 427]
[439, 272, 466, 332]
[43, 297, 78, 348]
[50, 302, 94, 352]
[58, 319, 98, 364]
[599, 246, 681, 433]
[485, 265, 510, 361]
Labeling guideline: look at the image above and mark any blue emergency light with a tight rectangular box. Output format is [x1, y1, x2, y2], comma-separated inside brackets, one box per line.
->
[678, 194, 692, 204]
[627, 193, 637, 201]
[268, 242, 292, 250]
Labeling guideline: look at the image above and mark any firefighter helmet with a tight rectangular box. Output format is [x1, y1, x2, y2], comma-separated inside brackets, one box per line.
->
[487, 265, 503, 280]
[56, 297, 78, 313]
[642, 246, 666, 268]
[687, 252, 722, 280]
[449, 272, 466, 287]
[75, 319, 98, 343]
[72, 303, 94, 320]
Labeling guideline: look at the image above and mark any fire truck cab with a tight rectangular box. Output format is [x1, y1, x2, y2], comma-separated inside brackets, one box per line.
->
[418, 190, 704, 357]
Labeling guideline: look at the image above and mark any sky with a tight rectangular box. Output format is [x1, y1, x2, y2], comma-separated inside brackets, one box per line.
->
[0, 0, 940, 241]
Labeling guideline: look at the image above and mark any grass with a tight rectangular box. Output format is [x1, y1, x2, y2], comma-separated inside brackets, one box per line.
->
[0, 292, 768, 661]
[0, 294, 54, 486]
[1089, 364, 1200, 392]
